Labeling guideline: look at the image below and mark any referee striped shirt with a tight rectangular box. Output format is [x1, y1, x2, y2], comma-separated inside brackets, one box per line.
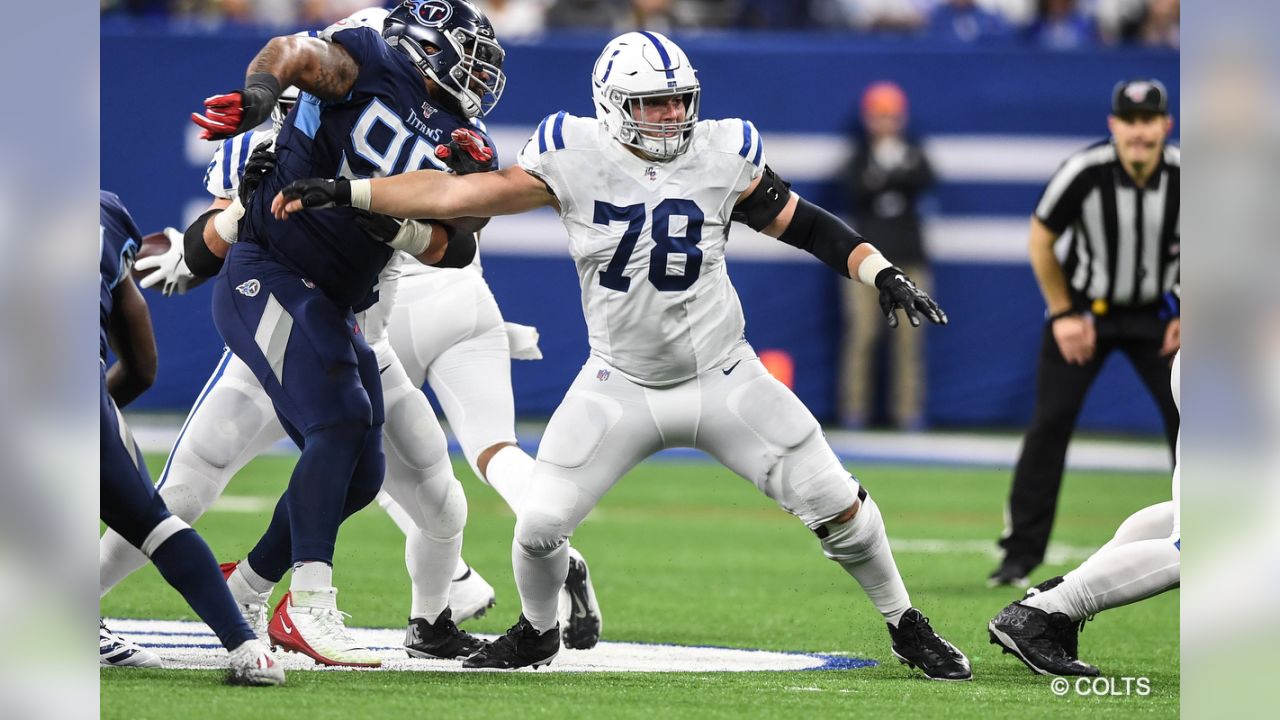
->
[1035, 140, 1180, 308]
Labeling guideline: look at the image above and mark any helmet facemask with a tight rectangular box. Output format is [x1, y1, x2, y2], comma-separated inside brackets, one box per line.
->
[271, 86, 301, 132]
[609, 86, 699, 161]
[385, 16, 506, 118]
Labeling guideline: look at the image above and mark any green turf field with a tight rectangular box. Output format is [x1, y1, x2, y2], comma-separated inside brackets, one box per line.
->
[101, 452, 1178, 719]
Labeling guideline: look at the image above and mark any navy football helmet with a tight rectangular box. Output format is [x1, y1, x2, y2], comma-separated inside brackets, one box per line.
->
[383, 0, 506, 119]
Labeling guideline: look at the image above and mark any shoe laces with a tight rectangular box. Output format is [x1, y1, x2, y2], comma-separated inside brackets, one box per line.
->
[902, 614, 955, 659]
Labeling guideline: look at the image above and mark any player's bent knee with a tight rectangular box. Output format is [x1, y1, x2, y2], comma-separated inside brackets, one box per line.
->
[183, 385, 269, 471]
[538, 393, 623, 470]
[819, 494, 886, 565]
[384, 396, 448, 470]
[157, 478, 219, 524]
[515, 511, 570, 556]
[421, 478, 469, 541]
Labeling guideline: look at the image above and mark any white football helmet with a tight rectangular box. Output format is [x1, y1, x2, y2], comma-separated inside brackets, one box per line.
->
[591, 31, 700, 161]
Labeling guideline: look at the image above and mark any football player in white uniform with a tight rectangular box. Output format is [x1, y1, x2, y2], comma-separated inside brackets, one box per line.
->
[274, 31, 970, 680]
[988, 348, 1180, 676]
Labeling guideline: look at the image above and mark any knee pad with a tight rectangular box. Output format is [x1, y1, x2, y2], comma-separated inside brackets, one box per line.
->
[383, 390, 448, 471]
[538, 392, 622, 470]
[157, 474, 221, 524]
[181, 377, 273, 471]
[515, 510, 570, 557]
[417, 477, 468, 542]
[819, 494, 886, 566]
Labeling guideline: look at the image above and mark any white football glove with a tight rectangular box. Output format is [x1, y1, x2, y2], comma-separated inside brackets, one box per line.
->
[134, 227, 196, 296]
[504, 322, 542, 360]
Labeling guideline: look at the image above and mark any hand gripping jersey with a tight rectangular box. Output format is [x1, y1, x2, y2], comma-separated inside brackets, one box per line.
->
[99, 190, 143, 362]
[518, 113, 766, 386]
[239, 24, 496, 308]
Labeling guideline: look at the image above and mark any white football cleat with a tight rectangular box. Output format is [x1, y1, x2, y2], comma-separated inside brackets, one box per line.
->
[221, 561, 270, 639]
[100, 619, 162, 668]
[558, 547, 602, 649]
[226, 639, 285, 686]
[448, 563, 496, 624]
[267, 589, 381, 667]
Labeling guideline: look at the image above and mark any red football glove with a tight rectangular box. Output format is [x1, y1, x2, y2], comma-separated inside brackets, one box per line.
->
[191, 91, 247, 141]
[434, 128, 496, 175]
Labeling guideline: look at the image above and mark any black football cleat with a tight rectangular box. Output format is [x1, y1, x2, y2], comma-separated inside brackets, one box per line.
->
[1021, 575, 1082, 659]
[988, 602, 1100, 676]
[462, 615, 560, 670]
[987, 560, 1031, 589]
[404, 608, 485, 660]
[887, 608, 973, 681]
[561, 548, 602, 650]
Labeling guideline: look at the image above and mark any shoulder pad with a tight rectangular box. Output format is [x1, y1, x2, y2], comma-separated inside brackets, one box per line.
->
[529, 112, 594, 155]
[700, 118, 764, 169]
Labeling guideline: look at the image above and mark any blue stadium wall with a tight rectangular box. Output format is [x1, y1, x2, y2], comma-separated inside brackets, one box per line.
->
[101, 29, 1178, 433]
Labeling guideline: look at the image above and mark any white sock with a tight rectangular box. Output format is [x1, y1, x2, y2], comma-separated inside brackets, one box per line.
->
[484, 445, 535, 514]
[453, 559, 472, 581]
[100, 529, 150, 598]
[406, 529, 459, 625]
[512, 540, 568, 633]
[1024, 537, 1180, 621]
[290, 561, 333, 593]
[819, 496, 911, 628]
[228, 560, 275, 604]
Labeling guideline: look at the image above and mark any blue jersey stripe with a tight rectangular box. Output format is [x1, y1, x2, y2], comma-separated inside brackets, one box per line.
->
[738, 120, 753, 158]
[638, 31, 676, 80]
[294, 93, 322, 139]
[220, 138, 234, 190]
[536, 115, 550, 153]
[155, 349, 233, 492]
[236, 132, 253, 181]
[552, 111, 566, 150]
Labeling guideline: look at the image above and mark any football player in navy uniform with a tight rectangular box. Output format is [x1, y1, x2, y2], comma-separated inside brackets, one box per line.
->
[99, 190, 283, 686]
[188, 0, 505, 666]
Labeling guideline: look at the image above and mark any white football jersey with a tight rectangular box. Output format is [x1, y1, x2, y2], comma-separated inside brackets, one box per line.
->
[203, 127, 277, 201]
[518, 113, 766, 386]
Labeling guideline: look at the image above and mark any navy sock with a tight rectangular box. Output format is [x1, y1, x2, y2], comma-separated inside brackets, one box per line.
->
[151, 528, 256, 651]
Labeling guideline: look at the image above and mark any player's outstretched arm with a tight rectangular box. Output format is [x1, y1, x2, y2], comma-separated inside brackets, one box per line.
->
[106, 276, 158, 408]
[732, 166, 947, 329]
[272, 165, 555, 221]
[192, 35, 359, 140]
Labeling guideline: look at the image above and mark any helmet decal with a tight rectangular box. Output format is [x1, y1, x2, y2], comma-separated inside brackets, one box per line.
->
[415, 0, 453, 27]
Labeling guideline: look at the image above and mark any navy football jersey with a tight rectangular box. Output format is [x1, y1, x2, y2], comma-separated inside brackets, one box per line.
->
[241, 25, 496, 308]
[100, 190, 143, 362]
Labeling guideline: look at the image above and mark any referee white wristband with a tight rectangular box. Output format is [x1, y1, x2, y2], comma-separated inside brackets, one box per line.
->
[856, 253, 894, 286]
[212, 196, 245, 244]
[348, 178, 372, 211]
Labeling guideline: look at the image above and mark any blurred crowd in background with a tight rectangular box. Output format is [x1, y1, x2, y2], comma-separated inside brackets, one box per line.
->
[101, 0, 1178, 49]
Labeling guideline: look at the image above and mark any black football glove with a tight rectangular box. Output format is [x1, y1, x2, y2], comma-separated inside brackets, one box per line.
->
[279, 178, 352, 209]
[238, 141, 277, 206]
[434, 128, 496, 175]
[352, 209, 403, 244]
[874, 266, 948, 329]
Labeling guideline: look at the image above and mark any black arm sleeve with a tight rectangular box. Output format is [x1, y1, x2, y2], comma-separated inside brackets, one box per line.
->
[183, 209, 227, 278]
[431, 227, 477, 269]
[776, 197, 866, 278]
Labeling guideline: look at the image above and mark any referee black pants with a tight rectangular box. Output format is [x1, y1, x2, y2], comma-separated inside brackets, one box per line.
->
[998, 314, 1179, 571]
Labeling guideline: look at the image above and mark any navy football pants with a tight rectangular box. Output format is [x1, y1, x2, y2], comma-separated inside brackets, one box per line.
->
[101, 373, 255, 650]
[212, 244, 384, 581]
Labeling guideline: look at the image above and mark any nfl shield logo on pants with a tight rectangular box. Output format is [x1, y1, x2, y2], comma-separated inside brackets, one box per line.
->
[596, 369, 610, 382]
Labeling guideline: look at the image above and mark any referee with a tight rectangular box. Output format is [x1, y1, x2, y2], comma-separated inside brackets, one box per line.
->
[989, 78, 1181, 587]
